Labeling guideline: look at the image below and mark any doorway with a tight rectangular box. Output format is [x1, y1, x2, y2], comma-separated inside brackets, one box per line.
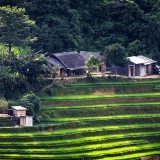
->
[129, 66, 134, 76]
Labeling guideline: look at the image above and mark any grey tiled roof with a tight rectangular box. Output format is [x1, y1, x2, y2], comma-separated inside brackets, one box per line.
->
[46, 57, 66, 69]
[80, 51, 101, 60]
[50, 51, 86, 70]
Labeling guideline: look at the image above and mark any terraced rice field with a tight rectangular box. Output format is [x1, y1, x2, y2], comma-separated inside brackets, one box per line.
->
[1, 80, 160, 159]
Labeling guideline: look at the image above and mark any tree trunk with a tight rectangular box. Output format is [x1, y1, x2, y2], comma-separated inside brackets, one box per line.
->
[115, 66, 117, 78]
[8, 43, 12, 61]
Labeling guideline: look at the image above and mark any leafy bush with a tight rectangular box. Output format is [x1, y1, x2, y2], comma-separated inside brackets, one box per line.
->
[18, 92, 40, 117]
[0, 117, 12, 126]
[0, 97, 8, 113]
[7, 100, 18, 109]
[45, 87, 53, 96]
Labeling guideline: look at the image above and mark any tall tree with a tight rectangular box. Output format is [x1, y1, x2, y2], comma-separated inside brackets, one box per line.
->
[104, 43, 127, 75]
[0, 5, 36, 60]
[0, 0, 24, 7]
[104, 43, 127, 67]
[127, 40, 146, 56]
[24, 0, 77, 54]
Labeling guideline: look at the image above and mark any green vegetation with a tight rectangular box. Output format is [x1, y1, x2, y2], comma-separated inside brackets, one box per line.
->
[0, 5, 36, 60]
[0, 79, 160, 159]
[17, 93, 40, 118]
[0, 0, 160, 159]
[41, 102, 160, 110]
[104, 43, 127, 71]
[86, 55, 100, 76]
[0, 1, 160, 63]
[0, 98, 8, 113]
[40, 92, 160, 101]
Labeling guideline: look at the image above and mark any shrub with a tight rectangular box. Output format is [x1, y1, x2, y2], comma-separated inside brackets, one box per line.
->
[18, 92, 40, 117]
[108, 75, 112, 79]
[7, 100, 18, 109]
[0, 98, 8, 113]
[45, 87, 53, 96]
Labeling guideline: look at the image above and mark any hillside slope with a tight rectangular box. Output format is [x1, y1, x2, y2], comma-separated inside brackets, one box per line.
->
[0, 78, 160, 159]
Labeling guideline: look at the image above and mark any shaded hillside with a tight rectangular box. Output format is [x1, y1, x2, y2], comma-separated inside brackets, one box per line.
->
[0, 0, 160, 63]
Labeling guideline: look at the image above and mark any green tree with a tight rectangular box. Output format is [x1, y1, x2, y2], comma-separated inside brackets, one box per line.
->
[0, 98, 8, 113]
[0, 5, 36, 60]
[127, 40, 146, 56]
[104, 43, 127, 76]
[141, 2, 160, 63]
[19, 50, 57, 91]
[134, 0, 157, 13]
[18, 92, 40, 117]
[85, 55, 100, 74]
[24, 0, 77, 54]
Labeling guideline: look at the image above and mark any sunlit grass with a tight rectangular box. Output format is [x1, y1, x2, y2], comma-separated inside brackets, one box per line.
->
[1, 123, 160, 138]
[0, 140, 146, 154]
[66, 80, 160, 87]
[2, 80, 160, 159]
[1, 131, 159, 146]
[43, 114, 160, 122]
[40, 92, 160, 101]
[0, 143, 160, 159]
[41, 101, 160, 110]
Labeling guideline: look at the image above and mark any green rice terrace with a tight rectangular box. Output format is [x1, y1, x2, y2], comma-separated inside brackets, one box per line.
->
[1, 77, 160, 159]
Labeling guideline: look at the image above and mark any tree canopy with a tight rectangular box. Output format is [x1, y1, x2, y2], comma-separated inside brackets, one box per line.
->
[0, 5, 36, 60]
[85, 55, 100, 73]
[0, 0, 160, 63]
[104, 43, 127, 67]
[0, 0, 159, 98]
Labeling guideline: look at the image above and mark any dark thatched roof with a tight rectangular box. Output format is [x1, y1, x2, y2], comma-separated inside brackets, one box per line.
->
[46, 56, 66, 69]
[80, 51, 101, 61]
[50, 51, 86, 70]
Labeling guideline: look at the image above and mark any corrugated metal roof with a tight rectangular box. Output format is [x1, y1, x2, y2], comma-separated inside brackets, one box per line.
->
[128, 55, 156, 65]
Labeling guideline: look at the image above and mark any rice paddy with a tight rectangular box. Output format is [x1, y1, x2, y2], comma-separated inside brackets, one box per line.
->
[1, 79, 160, 159]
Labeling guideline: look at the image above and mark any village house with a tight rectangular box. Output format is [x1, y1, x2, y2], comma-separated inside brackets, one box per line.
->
[47, 51, 106, 77]
[47, 51, 86, 76]
[111, 55, 157, 77]
[11, 106, 33, 127]
[12, 106, 27, 117]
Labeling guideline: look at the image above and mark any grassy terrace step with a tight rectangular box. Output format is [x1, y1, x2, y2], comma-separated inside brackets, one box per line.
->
[40, 92, 160, 106]
[99, 151, 160, 160]
[0, 140, 147, 154]
[1, 124, 160, 138]
[43, 114, 160, 123]
[66, 80, 160, 87]
[41, 97, 160, 106]
[0, 143, 160, 159]
[40, 92, 160, 101]
[1, 81, 160, 159]
[41, 102, 160, 110]
[41, 107, 160, 119]
[0, 131, 160, 146]
[154, 84, 160, 88]
[0, 138, 148, 147]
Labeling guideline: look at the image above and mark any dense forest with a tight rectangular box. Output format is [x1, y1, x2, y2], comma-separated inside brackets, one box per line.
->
[0, 0, 160, 101]
[0, 0, 160, 61]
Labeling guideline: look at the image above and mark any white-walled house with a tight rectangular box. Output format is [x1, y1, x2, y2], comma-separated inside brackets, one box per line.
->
[11, 106, 33, 126]
[111, 55, 157, 77]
